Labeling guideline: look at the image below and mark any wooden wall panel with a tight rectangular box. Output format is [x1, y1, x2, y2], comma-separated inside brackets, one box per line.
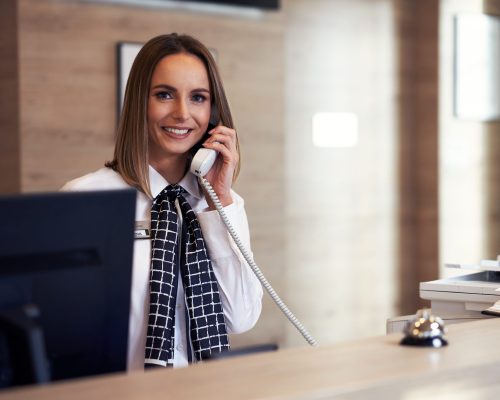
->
[395, 0, 439, 313]
[0, 0, 20, 193]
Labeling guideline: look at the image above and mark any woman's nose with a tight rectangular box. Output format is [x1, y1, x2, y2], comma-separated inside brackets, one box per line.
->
[172, 99, 189, 121]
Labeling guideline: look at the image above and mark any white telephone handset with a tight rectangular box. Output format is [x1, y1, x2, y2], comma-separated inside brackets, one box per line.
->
[190, 148, 317, 347]
[190, 148, 217, 177]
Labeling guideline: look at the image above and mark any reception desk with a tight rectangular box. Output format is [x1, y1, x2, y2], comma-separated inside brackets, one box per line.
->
[2, 318, 500, 399]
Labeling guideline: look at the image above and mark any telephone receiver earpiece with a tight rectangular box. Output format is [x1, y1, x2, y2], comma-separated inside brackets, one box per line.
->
[190, 106, 220, 177]
[190, 147, 217, 176]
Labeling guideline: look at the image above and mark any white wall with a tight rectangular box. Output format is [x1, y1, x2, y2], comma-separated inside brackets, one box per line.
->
[284, 0, 398, 346]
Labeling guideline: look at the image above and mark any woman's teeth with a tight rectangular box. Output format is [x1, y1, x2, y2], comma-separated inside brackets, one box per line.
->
[163, 127, 190, 135]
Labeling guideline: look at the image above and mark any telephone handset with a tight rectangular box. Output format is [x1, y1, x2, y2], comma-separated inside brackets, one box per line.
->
[189, 122, 218, 176]
[190, 141, 317, 347]
[190, 148, 217, 176]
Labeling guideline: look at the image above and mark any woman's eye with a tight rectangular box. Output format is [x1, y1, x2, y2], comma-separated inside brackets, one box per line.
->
[155, 91, 171, 101]
[192, 94, 207, 103]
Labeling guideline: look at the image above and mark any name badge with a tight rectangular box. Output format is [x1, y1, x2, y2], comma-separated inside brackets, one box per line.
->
[134, 221, 151, 239]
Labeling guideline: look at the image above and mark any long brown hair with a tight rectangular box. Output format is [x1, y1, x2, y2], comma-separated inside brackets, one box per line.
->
[106, 33, 240, 198]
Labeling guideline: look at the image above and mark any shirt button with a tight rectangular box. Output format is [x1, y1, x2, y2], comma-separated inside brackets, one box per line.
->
[176, 344, 183, 351]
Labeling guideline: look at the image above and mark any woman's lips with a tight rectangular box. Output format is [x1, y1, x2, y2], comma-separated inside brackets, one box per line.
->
[161, 127, 192, 138]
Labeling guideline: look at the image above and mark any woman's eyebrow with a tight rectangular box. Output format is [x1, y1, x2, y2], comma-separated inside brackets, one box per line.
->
[150, 85, 210, 94]
[191, 88, 210, 93]
[150, 84, 176, 91]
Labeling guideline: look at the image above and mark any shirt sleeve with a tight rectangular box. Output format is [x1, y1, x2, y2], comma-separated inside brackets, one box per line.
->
[195, 192, 263, 334]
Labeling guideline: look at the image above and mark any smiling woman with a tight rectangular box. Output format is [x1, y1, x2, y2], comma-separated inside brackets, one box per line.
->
[61, 33, 263, 372]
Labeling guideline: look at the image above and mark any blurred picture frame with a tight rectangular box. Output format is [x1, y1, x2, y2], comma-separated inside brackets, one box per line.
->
[116, 42, 143, 120]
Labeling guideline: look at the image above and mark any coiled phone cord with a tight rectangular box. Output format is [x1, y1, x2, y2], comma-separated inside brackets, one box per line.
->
[198, 175, 318, 347]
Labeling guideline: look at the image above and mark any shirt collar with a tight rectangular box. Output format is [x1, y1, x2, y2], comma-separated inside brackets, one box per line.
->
[148, 165, 203, 200]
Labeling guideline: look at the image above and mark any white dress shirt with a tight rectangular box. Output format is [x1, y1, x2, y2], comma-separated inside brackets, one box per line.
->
[62, 166, 263, 370]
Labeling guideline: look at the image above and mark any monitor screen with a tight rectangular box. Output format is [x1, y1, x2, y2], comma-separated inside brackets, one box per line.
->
[0, 189, 136, 389]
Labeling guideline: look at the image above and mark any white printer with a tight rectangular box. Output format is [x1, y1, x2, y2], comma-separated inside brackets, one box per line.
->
[387, 257, 500, 334]
[421, 275, 500, 318]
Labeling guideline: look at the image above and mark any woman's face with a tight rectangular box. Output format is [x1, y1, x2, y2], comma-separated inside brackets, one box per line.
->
[147, 52, 211, 164]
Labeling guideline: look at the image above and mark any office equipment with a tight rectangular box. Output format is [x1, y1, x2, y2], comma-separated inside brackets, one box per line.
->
[420, 258, 500, 319]
[387, 258, 500, 334]
[0, 190, 136, 388]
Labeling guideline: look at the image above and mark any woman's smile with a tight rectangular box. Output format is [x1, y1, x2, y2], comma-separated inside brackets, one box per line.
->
[161, 126, 193, 137]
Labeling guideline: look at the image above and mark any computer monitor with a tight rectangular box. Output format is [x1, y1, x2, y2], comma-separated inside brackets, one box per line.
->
[0, 189, 136, 389]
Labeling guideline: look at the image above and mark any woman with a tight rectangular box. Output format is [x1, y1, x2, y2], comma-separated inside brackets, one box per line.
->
[63, 33, 263, 370]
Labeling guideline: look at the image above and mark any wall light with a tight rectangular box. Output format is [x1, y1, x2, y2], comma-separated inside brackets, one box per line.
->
[312, 112, 358, 148]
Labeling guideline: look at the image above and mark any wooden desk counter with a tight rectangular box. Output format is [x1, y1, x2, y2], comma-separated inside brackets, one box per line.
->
[2, 318, 500, 399]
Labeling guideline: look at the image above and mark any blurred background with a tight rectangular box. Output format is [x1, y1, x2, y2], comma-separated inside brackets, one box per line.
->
[1, 0, 499, 350]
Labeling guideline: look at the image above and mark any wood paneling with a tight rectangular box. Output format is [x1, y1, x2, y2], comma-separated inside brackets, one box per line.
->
[0, 0, 20, 193]
[395, 0, 439, 313]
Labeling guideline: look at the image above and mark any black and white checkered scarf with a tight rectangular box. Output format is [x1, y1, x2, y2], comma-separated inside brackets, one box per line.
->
[144, 184, 230, 367]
